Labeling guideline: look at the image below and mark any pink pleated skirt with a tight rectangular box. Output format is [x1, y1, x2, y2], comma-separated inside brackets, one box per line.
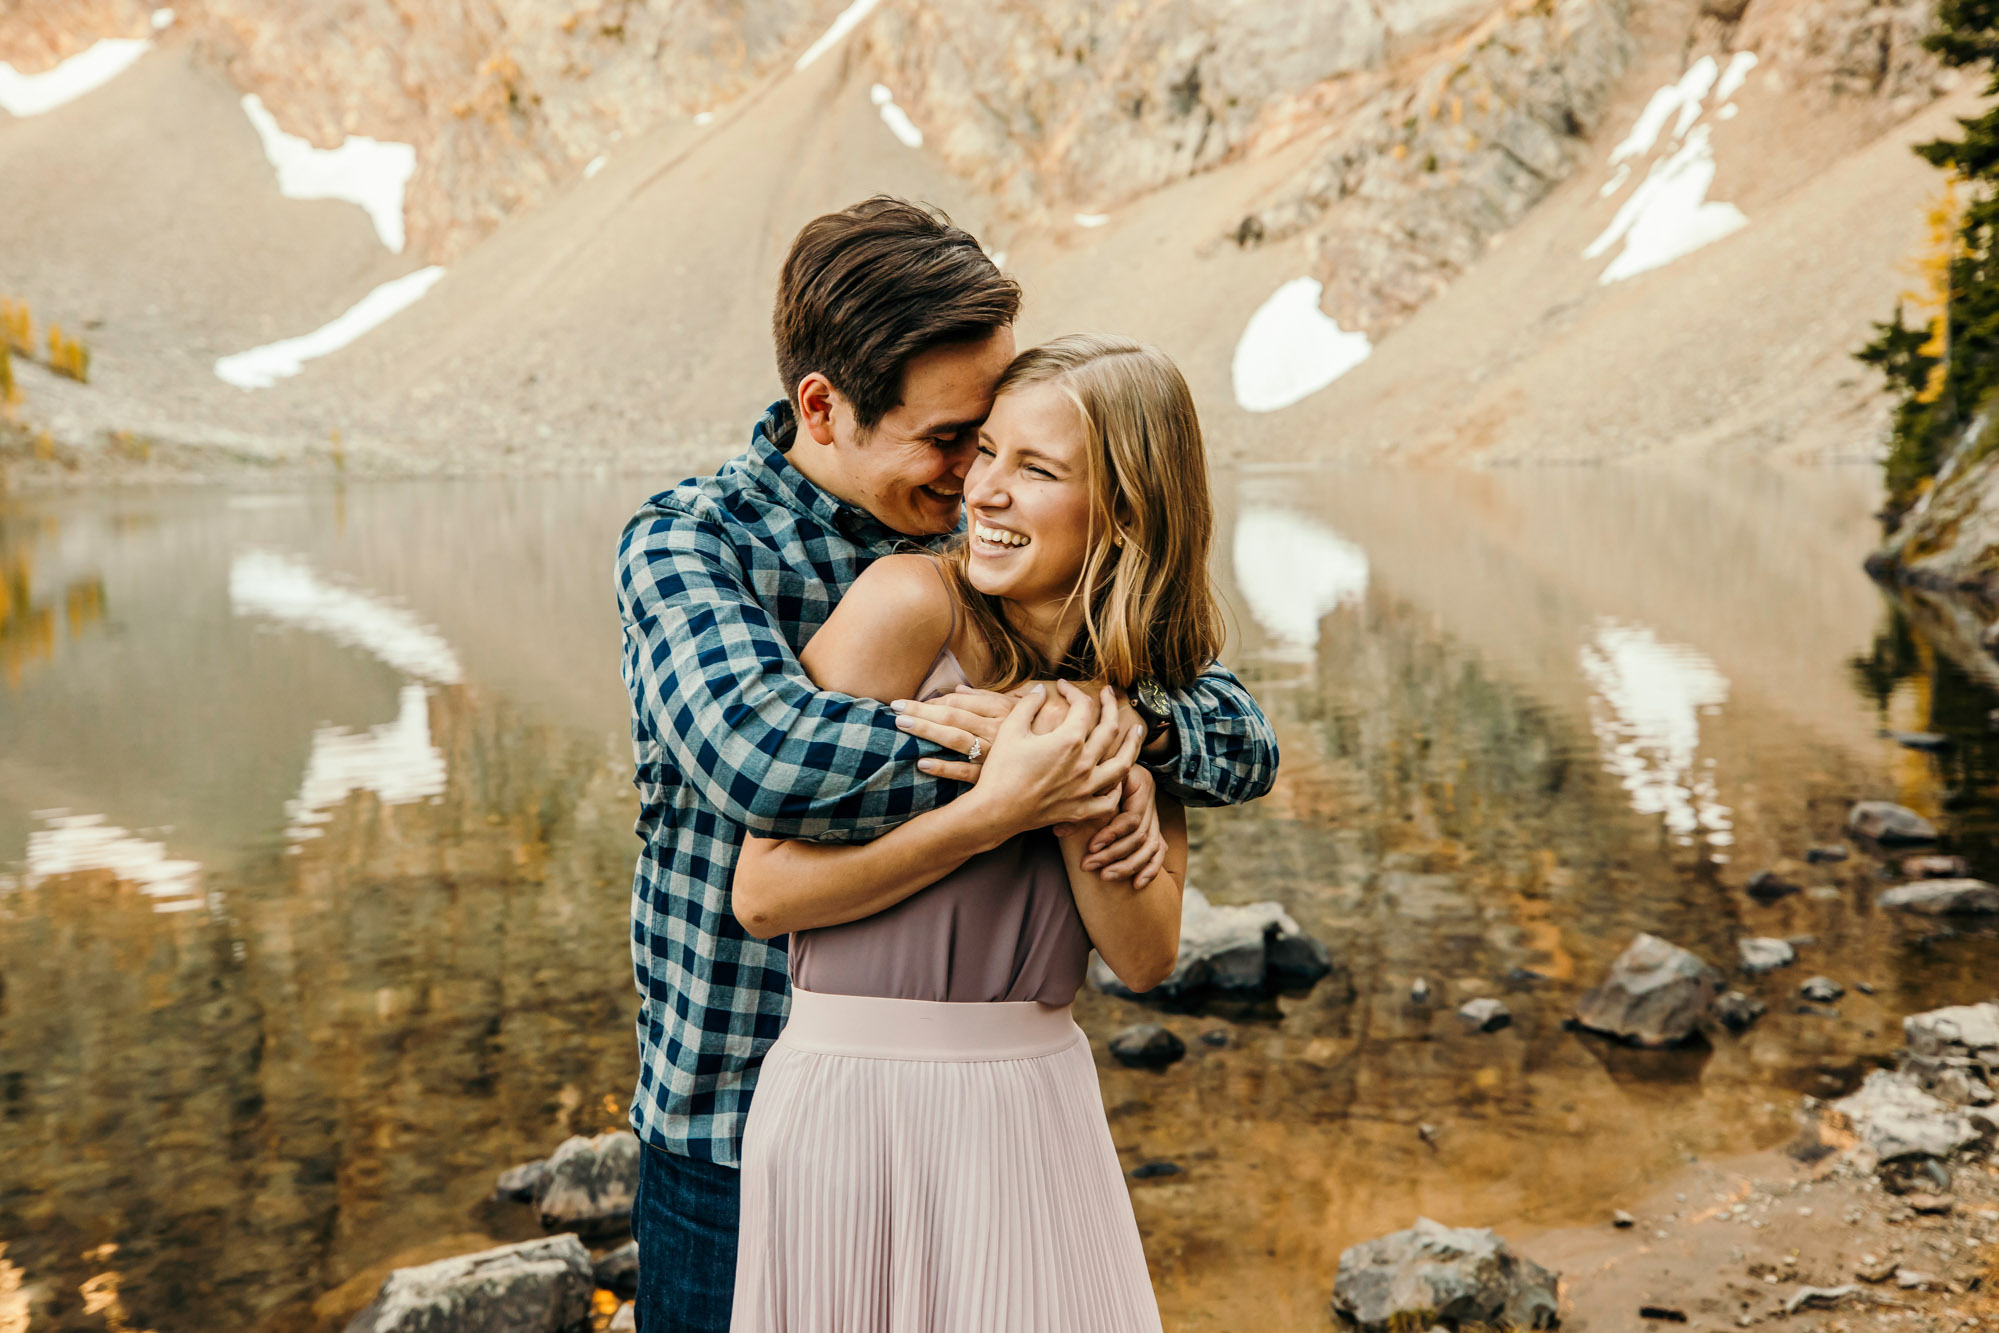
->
[731, 988, 1164, 1333]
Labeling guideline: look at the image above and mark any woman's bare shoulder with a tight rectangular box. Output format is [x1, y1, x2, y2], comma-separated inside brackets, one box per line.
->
[800, 552, 957, 699]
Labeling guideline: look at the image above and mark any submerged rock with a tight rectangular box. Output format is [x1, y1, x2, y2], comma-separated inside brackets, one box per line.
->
[1089, 885, 1334, 1007]
[1737, 938, 1796, 975]
[1807, 845, 1851, 864]
[344, 1235, 593, 1333]
[537, 1133, 641, 1237]
[1745, 870, 1802, 904]
[1878, 879, 1999, 915]
[1890, 730, 1951, 752]
[1848, 802, 1939, 844]
[1800, 976, 1846, 1004]
[1457, 998, 1511, 1034]
[1109, 1023, 1186, 1070]
[1573, 934, 1722, 1047]
[1331, 1217, 1559, 1332]
[1901, 854, 1970, 879]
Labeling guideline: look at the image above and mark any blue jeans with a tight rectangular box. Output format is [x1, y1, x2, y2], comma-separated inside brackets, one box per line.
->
[632, 1142, 741, 1333]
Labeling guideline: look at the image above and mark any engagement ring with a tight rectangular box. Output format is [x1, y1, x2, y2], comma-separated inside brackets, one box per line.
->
[967, 738, 983, 763]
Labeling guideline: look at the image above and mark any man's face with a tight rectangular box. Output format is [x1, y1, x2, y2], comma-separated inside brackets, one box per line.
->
[837, 328, 1016, 536]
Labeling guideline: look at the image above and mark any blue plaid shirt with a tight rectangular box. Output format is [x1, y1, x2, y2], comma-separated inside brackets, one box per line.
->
[617, 400, 1279, 1164]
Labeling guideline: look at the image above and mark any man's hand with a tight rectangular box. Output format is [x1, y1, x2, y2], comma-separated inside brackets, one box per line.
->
[1077, 765, 1167, 887]
[942, 682, 1142, 836]
[890, 686, 1012, 784]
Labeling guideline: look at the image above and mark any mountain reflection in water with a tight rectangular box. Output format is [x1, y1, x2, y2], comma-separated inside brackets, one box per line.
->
[2, 466, 1996, 1332]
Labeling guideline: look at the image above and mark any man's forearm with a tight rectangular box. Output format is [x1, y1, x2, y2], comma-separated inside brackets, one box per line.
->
[1147, 667, 1279, 807]
[732, 794, 1012, 938]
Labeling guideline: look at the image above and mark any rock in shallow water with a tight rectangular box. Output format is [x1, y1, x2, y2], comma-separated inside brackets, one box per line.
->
[1457, 998, 1511, 1033]
[1089, 885, 1334, 1007]
[1573, 934, 1722, 1047]
[1331, 1217, 1559, 1331]
[1714, 991, 1767, 1033]
[537, 1133, 640, 1237]
[1901, 854, 1969, 879]
[1737, 937, 1795, 975]
[344, 1235, 593, 1333]
[1877, 879, 1999, 915]
[1108, 1023, 1186, 1070]
[1848, 801, 1939, 844]
[1800, 976, 1845, 1004]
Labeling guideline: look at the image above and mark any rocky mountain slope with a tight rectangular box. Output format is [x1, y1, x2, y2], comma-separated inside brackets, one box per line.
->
[0, 0, 1969, 476]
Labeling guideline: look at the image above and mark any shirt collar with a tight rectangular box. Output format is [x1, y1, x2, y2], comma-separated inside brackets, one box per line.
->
[743, 399, 954, 551]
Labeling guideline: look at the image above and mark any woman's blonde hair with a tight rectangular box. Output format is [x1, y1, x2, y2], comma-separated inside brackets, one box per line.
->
[942, 333, 1223, 691]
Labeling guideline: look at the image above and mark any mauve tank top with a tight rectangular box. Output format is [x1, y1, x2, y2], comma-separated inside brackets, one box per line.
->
[787, 636, 1094, 1006]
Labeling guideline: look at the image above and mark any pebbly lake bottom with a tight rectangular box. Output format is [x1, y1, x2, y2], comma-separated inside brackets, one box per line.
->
[2, 463, 1996, 1332]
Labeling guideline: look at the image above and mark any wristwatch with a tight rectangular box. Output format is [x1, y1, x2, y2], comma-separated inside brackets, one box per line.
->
[1131, 677, 1174, 751]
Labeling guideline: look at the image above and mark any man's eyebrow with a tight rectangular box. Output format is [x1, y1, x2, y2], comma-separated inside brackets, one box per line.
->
[914, 415, 984, 438]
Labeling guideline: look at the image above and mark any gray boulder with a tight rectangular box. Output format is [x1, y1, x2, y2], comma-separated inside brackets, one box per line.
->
[495, 1159, 550, 1204]
[1849, 802, 1939, 844]
[1901, 1003, 1999, 1107]
[1109, 1023, 1186, 1070]
[1878, 879, 1999, 915]
[1572, 934, 1722, 1047]
[1904, 1002, 1999, 1062]
[344, 1235, 593, 1333]
[1738, 938, 1796, 975]
[1331, 1217, 1559, 1331]
[537, 1133, 641, 1236]
[1826, 1070, 1984, 1166]
[1090, 885, 1333, 1005]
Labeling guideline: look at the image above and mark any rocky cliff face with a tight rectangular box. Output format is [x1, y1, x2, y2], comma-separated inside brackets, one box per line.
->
[4, 0, 842, 261]
[4, 0, 1949, 306]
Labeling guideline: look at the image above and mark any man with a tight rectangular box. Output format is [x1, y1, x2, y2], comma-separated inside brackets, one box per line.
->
[616, 196, 1278, 1331]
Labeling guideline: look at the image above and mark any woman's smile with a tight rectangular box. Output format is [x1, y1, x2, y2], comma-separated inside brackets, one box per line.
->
[971, 519, 1031, 552]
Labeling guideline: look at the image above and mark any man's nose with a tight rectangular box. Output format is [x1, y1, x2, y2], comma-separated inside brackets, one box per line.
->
[944, 439, 978, 481]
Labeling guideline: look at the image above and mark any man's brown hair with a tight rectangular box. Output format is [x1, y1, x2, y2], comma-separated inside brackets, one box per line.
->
[774, 196, 1021, 432]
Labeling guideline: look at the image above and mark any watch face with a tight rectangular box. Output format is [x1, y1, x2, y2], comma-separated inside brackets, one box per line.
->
[1135, 678, 1170, 719]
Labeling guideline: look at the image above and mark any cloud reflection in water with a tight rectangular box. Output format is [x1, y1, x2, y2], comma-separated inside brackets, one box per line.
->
[20, 812, 205, 912]
[1578, 617, 1733, 849]
[1231, 507, 1370, 661]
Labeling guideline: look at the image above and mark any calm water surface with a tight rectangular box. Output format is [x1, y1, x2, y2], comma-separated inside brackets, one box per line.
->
[4, 465, 1997, 1332]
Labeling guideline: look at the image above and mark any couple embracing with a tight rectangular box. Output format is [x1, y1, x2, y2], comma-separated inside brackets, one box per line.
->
[615, 196, 1279, 1332]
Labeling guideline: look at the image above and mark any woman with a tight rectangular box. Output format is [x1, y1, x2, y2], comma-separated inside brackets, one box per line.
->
[728, 334, 1224, 1331]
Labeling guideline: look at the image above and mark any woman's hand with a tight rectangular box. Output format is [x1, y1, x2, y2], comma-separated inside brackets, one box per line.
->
[1080, 766, 1167, 887]
[957, 681, 1143, 839]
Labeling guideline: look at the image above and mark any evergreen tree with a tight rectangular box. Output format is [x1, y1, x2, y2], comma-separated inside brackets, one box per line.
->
[1861, 0, 1999, 519]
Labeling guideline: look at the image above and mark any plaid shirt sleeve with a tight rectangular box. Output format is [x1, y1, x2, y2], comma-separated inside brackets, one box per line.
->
[1149, 662, 1280, 808]
[617, 495, 952, 845]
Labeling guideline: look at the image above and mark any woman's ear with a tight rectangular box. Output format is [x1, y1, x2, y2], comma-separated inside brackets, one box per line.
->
[795, 372, 840, 446]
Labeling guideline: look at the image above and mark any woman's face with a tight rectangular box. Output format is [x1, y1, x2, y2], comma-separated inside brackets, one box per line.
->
[963, 381, 1096, 606]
